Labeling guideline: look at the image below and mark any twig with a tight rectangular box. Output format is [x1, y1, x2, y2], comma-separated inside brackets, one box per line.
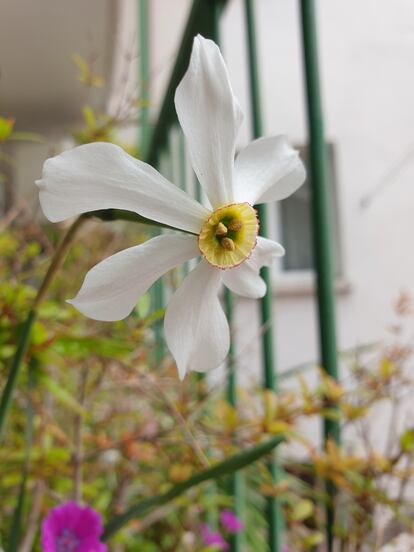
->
[19, 480, 45, 552]
[0, 200, 25, 230]
[72, 366, 88, 503]
[148, 376, 210, 468]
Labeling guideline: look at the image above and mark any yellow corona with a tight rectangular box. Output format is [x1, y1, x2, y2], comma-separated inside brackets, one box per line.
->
[198, 203, 259, 268]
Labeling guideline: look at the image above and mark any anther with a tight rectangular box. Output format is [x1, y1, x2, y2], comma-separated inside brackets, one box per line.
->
[221, 237, 235, 251]
[215, 222, 228, 236]
[228, 219, 243, 232]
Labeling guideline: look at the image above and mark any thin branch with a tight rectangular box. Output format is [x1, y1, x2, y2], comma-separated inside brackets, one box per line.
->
[72, 366, 88, 503]
[19, 480, 45, 552]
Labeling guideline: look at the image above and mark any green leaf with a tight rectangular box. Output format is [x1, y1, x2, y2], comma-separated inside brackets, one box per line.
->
[143, 308, 165, 327]
[72, 53, 105, 87]
[302, 531, 324, 548]
[0, 310, 36, 441]
[136, 292, 151, 318]
[320, 407, 341, 421]
[38, 372, 87, 417]
[31, 321, 49, 345]
[103, 434, 285, 540]
[400, 429, 414, 452]
[291, 499, 314, 521]
[82, 105, 97, 128]
[0, 116, 15, 141]
[51, 334, 134, 359]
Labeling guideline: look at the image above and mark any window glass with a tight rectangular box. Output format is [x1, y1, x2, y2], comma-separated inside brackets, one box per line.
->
[280, 144, 341, 274]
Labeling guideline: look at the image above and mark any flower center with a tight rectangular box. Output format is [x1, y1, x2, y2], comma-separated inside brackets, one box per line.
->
[198, 203, 259, 268]
[56, 529, 80, 552]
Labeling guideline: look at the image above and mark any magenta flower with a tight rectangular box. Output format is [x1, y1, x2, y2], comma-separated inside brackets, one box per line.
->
[41, 501, 107, 552]
[220, 509, 244, 534]
[201, 524, 229, 550]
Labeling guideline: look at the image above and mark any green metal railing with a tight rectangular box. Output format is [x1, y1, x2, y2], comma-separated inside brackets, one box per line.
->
[243, 1, 283, 550]
[138, 0, 339, 550]
[300, 3, 339, 550]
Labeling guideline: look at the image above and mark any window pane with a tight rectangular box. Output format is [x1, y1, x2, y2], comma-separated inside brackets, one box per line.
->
[280, 144, 341, 274]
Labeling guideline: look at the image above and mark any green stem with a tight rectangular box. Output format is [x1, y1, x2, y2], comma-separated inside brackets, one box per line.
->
[103, 434, 285, 541]
[225, 289, 244, 552]
[0, 310, 36, 440]
[91, 209, 198, 235]
[7, 360, 36, 552]
[34, 215, 87, 309]
[244, 0, 283, 548]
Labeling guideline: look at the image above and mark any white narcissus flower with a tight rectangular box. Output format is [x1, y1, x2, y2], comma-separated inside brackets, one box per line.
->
[36, 35, 305, 379]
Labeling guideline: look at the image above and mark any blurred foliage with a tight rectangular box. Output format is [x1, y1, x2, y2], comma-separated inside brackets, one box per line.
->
[0, 116, 43, 145]
[72, 54, 105, 88]
[1, 56, 414, 552]
[2, 216, 414, 550]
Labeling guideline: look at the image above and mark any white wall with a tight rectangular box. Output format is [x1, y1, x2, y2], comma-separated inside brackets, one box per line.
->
[7, 0, 413, 384]
[216, 0, 414, 378]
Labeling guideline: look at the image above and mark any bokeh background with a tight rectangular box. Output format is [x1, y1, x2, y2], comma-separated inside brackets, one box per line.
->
[1, 1, 414, 551]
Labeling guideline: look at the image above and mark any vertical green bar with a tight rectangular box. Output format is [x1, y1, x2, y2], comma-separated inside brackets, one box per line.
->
[224, 289, 243, 552]
[178, 131, 187, 192]
[244, 1, 282, 550]
[139, 0, 165, 361]
[299, 2, 340, 550]
[139, 0, 150, 158]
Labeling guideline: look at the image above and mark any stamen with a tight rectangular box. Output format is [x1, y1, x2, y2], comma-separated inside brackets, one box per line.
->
[227, 219, 243, 232]
[221, 237, 235, 251]
[215, 222, 228, 236]
[56, 529, 80, 552]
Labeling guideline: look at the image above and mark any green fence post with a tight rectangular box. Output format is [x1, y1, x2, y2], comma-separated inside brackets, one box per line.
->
[138, 0, 165, 362]
[244, 1, 283, 550]
[225, 287, 243, 552]
[139, 0, 150, 158]
[299, 2, 340, 550]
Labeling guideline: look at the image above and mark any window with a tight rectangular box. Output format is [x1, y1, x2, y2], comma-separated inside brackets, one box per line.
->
[279, 143, 342, 275]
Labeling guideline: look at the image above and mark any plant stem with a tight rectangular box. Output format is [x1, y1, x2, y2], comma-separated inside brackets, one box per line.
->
[33, 215, 87, 309]
[0, 310, 36, 440]
[0, 216, 86, 440]
[72, 365, 88, 502]
[19, 481, 45, 552]
[7, 360, 36, 552]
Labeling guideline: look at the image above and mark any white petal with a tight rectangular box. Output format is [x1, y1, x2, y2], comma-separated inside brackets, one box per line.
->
[233, 136, 306, 205]
[222, 237, 284, 299]
[175, 35, 243, 209]
[68, 234, 199, 321]
[248, 236, 285, 270]
[222, 263, 266, 299]
[164, 260, 230, 379]
[36, 142, 209, 234]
